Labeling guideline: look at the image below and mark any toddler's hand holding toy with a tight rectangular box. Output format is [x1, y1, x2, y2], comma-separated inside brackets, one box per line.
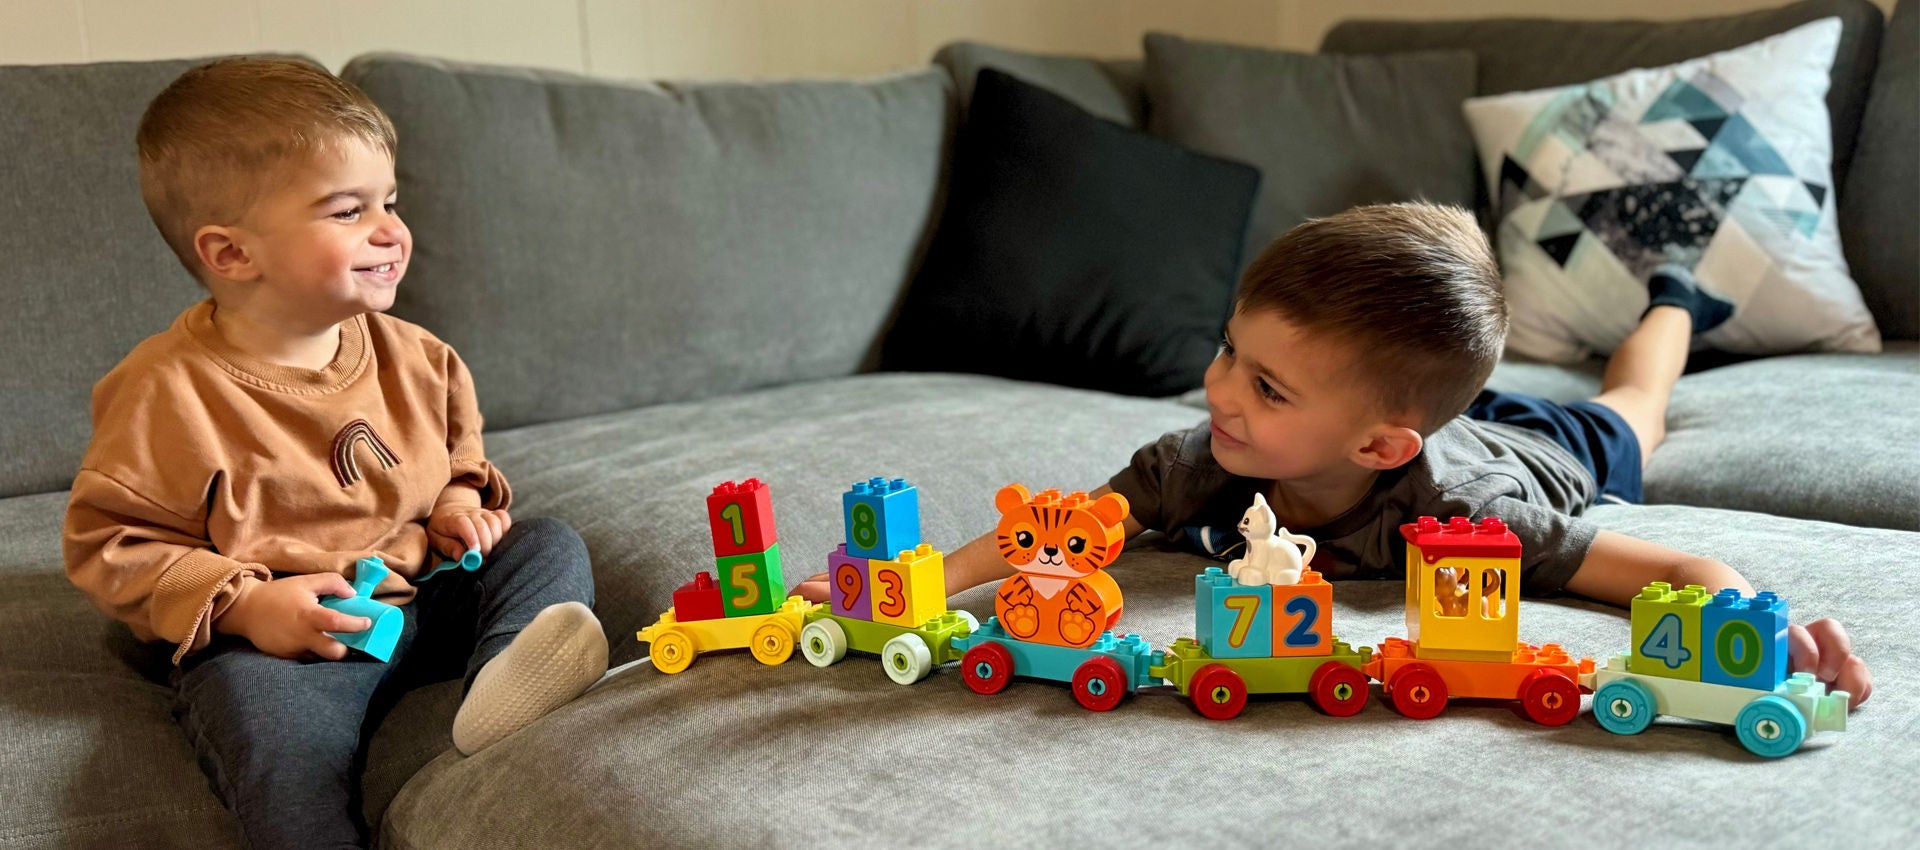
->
[1790, 618, 1872, 708]
[215, 573, 370, 661]
[428, 506, 512, 564]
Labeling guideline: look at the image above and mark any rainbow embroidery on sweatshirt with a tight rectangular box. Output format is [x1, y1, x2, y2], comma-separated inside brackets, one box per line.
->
[331, 419, 399, 487]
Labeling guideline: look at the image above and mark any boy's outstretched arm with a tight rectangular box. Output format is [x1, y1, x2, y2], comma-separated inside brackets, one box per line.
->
[1565, 530, 1873, 708]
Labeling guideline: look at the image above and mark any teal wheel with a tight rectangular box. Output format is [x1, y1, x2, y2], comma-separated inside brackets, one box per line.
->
[1594, 678, 1656, 736]
[1735, 695, 1807, 759]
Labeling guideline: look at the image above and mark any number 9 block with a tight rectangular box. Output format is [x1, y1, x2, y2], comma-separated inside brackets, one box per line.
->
[828, 544, 872, 621]
[708, 479, 777, 558]
[717, 542, 785, 617]
[843, 477, 919, 561]
[868, 543, 946, 629]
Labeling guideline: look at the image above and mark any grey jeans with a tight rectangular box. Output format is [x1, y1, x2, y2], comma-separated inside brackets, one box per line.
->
[169, 516, 596, 849]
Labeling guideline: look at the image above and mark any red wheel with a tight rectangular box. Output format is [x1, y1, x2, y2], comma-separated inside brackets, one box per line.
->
[1388, 664, 1449, 720]
[960, 642, 1014, 696]
[1072, 656, 1128, 712]
[1189, 663, 1248, 720]
[1520, 668, 1581, 726]
[1309, 661, 1370, 717]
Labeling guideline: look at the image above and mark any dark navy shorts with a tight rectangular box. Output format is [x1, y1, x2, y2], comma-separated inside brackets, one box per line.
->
[1464, 389, 1645, 505]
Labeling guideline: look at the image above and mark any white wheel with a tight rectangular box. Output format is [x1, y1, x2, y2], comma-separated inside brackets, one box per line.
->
[955, 610, 981, 632]
[881, 633, 935, 684]
[800, 619, 848, 668]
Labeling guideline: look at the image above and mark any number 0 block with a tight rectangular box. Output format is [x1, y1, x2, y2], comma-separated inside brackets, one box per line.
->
[1270, 572, 1332, 657]
[843, 477, 920, 560]
[1701, 588, 1788, 690]
[1629, 582, 1709, 681]
[716, 542, 785, 617]
[708, 479, 777, 558]
[1195, 568, 1272, 658]
[828, 544, 872, 621]
[868, 543, 946, 629]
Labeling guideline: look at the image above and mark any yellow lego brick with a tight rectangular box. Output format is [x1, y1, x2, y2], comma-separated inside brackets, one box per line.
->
[868, 543, 947, 629]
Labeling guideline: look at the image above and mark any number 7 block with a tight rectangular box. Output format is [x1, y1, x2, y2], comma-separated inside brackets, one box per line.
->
[1195, 568, 1272, 658]
[709, 479, 777, 558]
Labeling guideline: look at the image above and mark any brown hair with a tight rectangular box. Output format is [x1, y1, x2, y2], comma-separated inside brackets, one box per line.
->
[1236, 202, 1506, 434]
[136, 57, 396, 278]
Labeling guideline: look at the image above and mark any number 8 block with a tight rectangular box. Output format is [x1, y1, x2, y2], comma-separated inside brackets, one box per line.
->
[708, 479, 777, 558]
[1701, 588, 1788, 690]
[1195, 568, 1272, 658]
[1270, 571, 1332, 657]
[1629, 582, 1709, 681]
[843, 477, 920, 561]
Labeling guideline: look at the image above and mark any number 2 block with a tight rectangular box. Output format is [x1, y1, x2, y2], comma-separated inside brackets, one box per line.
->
[868, 543, 946, 629]
[843, 477, 920, 560]
[708, 479, 777, 558]
[1701, 588, 1788, 690]
[828, 544, 872, 621]
[1195, 568, 1272, 658]
[1270, 572, 1332, 657]
[716, 542, 785, 617]
[1629, 582, 1709, 681]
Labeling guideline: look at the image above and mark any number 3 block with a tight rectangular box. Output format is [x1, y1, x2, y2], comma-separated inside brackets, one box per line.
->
[868, 543, 945, 629]
[1702, 588, 1788, 690]
[716, 542, 785, 617]
[828, 544, 872, 621]
[708, 479, 777, 558]
[843, 477, 920, 561]
[1629, 582, 1710, 681]
[1195, 568, 1272, 658]
[1270, 572, 1332, 657]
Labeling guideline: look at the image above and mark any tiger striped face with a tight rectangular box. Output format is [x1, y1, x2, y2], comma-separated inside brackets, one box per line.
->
[993, 484, 1130, 578]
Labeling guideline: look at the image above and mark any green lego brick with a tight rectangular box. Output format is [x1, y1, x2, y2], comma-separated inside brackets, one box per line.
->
[1629, 581, 1710, 681]
[716, 542, 786, 617]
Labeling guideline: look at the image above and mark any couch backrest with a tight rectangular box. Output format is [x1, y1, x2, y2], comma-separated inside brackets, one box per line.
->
[340, 56, 953, 432]
[0, 58, 229, 499]
[933, 42, 1144, 128]
[1840, 0, 1918, 339]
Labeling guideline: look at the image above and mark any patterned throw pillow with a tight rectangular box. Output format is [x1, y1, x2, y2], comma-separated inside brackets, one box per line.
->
[1462, 18, 1880, 362]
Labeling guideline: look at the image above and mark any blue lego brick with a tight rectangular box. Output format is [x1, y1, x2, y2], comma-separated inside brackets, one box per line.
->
[1195, 568, 1273, 658]
[320, 557, 404, 662]
[951, 617, 1162, 692]
[1701, 588, 1789, 690]
[843, 477, 921, 560]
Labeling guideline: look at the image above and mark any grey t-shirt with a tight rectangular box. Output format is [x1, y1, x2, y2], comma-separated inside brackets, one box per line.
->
[1108, 418, 1601, 595]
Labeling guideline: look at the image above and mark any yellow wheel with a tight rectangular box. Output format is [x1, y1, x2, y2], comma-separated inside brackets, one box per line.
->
[751, 621, 795, 666]
[650, 628, 696, 674]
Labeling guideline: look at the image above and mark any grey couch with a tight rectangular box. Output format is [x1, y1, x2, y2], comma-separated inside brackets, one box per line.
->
[3, 0, 1915, 847]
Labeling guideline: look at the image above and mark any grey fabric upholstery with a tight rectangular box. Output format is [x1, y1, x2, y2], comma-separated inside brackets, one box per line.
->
[0, 59, 231, 499]
[339, 56, 953, 433]
[1840, 0, 1919, 340]
[1319, 0, 1886, 191]
[1141, 33, 1479, 264]
[377, 505, 1916, 848]
[932, 41, 1144, 127]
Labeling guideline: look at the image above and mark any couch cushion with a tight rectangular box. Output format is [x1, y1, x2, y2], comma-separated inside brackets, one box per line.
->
[932, 41, 1142, 127]
[1840, 0, 1919, 340]
[0, 59, 234, 499]
[1646, 344, 1920, 530]
[339, 55, 952, 432]
[1142, 32, 1478, 263]
[380, 504, 1914, 847]
[1320, 0, 1885, 192]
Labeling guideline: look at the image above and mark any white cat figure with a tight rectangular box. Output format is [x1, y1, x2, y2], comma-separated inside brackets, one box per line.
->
[1226, 492, 1316, 586]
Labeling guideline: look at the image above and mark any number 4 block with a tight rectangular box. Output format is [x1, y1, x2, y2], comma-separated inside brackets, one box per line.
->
[1702, 588, 1788, 690]
[1629, 582, 1710, 681]
[868, 543, 946, 629]
[716, 542, 785, 617]
[843, 477, 919, 560]
[708, 479, 777, 558]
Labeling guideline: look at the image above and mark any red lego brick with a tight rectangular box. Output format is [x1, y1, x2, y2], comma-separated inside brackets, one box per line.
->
[708, 478, 777, 557]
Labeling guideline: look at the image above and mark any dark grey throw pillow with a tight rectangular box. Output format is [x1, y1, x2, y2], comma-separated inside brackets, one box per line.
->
[1142, 32, 1479, 264]
[880, 69, 1260, 397]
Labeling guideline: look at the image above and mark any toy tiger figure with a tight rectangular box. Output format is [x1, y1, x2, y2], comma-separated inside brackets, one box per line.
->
[992, 484, 1131, 648]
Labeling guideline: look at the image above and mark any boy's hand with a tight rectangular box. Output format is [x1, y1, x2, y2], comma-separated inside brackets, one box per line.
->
[794, 572, 831, 604]
[215, 574, 370, 661]
[1789, 619, 1872, 709]
[427, 507, 512, 562]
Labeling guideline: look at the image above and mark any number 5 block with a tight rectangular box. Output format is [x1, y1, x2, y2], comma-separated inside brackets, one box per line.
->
[708, 479, 777, 558]
[1195, 568, 1272, 658]
[828, 544, 872, 621]
[1270, 571, 1332, 657]
[868, 543, 945, 629]
[1701, 588, 1788, 690]
[843, 477, 920, 561]
[1629, 582, 1710, 681]
[717, 542, 785, 617]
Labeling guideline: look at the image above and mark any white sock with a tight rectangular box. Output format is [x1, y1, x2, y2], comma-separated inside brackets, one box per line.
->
[452, 601, 608, 756]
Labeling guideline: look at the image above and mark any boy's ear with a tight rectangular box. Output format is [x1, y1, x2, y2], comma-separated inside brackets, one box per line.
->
[193, 225, 259, 283]
[1353, 425, 1423, 471]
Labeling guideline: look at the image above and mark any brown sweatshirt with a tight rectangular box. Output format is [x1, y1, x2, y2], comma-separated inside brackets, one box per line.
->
[63, 300, 511, 664]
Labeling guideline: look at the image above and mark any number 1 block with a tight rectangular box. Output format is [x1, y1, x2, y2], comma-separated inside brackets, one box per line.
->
[843, 477, 920, 560]
[1270, 572, 1332, 657]
[1629, 582, 1709, 681]
[708, 479, 777, 558]
[868, 543, 946, 629]
[828, 544, 872, 621]
[716, 542, 785, 617]
[1701, 588, 1788, 690]
[1195, 568, 1272, 658]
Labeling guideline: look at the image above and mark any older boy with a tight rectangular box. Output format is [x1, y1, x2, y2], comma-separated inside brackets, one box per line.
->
[64, 58, 606, 848]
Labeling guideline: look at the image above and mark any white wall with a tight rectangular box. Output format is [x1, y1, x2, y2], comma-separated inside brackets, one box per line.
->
[0, 0, 1898, 79]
